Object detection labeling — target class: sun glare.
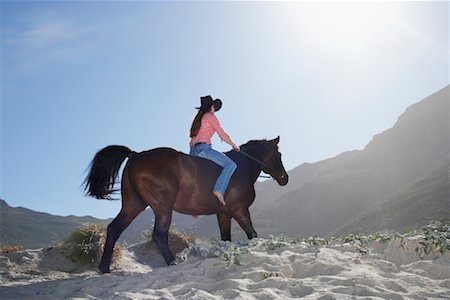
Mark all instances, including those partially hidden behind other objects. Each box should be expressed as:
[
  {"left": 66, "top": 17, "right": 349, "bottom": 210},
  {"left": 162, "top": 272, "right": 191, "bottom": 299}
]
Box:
[{"left": 284, "top": 2, "right": 394, "bottom": 54}]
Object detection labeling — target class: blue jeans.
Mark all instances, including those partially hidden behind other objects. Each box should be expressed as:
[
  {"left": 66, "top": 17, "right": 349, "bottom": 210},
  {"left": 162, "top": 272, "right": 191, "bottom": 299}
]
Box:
[{"left": 190, "top": 143, "right": 237, "bottom": 195}]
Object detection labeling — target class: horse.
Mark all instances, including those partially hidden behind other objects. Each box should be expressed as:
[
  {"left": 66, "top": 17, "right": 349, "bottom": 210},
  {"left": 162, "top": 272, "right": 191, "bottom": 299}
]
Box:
[{"left": 83, "top": 137, "right": 289, "bottom": 273}]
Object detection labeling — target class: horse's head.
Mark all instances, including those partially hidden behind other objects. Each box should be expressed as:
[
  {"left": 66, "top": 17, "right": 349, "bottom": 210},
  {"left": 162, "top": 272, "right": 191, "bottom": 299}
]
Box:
[{"left": 262, "top": 136, "right": 289, "bottom": 186}]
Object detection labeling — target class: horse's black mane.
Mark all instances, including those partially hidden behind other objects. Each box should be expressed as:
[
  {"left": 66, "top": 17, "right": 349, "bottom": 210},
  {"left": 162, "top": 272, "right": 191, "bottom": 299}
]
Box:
[
  {"left": 240, "top": 139, "right": 268, "bottom": 149},
  {"left": 240, "top": 139, "right": 278, "bottom": 152}
]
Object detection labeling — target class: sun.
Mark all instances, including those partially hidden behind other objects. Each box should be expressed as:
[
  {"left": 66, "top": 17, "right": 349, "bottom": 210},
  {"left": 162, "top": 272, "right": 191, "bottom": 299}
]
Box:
[{"left": 282, "top": 2, "right": 394, "bottom": 55}]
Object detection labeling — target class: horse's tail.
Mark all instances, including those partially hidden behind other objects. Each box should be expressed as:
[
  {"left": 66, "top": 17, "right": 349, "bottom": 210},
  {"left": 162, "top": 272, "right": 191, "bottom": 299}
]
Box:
[{"left": 83, "top": 145, "right": 136, "bottom": 199}]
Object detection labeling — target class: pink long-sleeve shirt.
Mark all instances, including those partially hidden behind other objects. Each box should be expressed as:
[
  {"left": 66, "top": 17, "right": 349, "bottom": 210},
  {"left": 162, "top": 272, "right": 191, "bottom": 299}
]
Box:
[{"left": 190, "top": 112, "right": 230, "bottom": 146}]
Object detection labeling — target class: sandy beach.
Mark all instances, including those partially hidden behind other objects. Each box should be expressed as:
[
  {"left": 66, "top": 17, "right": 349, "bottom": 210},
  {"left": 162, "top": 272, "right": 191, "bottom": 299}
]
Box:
[{"left": 1, "top": 234, "right": 449, "bottom": 300}]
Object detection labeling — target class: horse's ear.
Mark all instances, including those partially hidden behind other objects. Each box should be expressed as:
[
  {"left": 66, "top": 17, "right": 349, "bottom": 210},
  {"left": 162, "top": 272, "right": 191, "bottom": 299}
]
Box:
[{"left": 270, "top": 136, "right": 280, "bottom": 145}]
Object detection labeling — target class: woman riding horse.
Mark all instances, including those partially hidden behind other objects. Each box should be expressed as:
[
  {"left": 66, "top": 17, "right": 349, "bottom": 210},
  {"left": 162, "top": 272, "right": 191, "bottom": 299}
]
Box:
[{"left": 83, "top": 100, "right": 289, "bottom": 273}]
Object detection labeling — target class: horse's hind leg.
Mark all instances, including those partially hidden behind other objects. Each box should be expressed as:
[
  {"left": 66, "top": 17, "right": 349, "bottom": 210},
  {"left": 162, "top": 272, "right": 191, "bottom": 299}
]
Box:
[
  {"left": 98, "top": 171, "right": 146, "bottom": 273},
  {"left": 217, "top": 213, "right": 232, "bottom": 241},
  {"left": 152, "top": 207, "right": 175, "bottom": 265}
]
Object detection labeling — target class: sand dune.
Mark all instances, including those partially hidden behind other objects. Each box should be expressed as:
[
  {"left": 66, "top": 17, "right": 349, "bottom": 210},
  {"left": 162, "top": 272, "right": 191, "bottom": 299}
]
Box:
[{"left": 1, "top": 236, "right": 449, "bottom": 299}]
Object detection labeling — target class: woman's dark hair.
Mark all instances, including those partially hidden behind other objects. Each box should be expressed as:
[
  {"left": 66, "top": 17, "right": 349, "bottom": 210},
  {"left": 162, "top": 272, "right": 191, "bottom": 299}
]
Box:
[{"left": 190, "top": 108, "right": 209, "bottom": 138}]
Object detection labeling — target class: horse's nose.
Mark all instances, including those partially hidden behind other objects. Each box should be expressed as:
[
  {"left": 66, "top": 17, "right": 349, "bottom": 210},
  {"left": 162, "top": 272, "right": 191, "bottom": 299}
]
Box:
[{"left": 280, "top": 172, "right": 289, "bottom": 185}]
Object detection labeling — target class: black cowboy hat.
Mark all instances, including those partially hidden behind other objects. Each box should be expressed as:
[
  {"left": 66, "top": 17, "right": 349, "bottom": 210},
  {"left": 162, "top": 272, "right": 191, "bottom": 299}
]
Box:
[{"left": 196, "top": 95, "right": 222, "bottom": 112}]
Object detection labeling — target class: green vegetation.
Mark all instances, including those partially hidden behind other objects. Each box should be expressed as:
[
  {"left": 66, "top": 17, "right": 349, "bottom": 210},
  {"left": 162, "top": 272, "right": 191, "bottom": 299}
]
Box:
[
  {"left": 177, "top": 239, "right": 251, "bottom": 268},
  {"left": 261, "top": 234, "right": 298, "bottom": 250},
  {"left": 342, "top": 221, "right": 449, "bottom": 255},
  {"left": 56, "top": 223, "right": 121, "bottom": 266},
  {"left": 418, "top": 221, "right": 450, "bottom": 256},
  {"left": 304, "top": 234, "right": 332, "bottom": 246},
  {"left": 177, "top": 221, "right": 450, "bottom": 268}
]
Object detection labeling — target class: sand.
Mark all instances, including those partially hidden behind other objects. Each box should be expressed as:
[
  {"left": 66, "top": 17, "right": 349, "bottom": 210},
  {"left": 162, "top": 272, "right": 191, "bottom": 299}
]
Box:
[{"left": 1, "top": 236, "right": 449, "bottom": 299}]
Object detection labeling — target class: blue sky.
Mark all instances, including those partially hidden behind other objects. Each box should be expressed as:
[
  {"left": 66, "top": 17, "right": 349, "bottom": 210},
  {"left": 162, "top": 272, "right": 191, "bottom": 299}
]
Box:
[{"left": 1, "top": 1, "right": 448, "bottom": 219}]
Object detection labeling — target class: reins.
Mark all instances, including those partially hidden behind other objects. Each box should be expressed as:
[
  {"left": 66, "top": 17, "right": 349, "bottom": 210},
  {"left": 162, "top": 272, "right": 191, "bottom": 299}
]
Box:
[{"left": 238, "top": 150, "right": 273, "bottom": 179}]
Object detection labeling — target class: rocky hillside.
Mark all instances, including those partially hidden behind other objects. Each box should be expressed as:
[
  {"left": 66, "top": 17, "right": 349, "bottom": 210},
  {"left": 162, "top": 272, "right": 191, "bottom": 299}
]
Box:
[
  {"left": 255, "top": 85, "right": 449, "bottom": 237},
  {"left": 0, "top": 199, "right": 110, "bottom": 249},
  {"left": 334, "top": 160, "right": 450, "bottom": 236}
]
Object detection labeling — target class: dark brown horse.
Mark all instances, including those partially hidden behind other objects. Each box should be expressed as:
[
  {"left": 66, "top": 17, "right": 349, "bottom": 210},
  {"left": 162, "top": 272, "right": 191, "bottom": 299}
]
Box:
[{"left": 84, "top": 137, "right": 288, "bottom": 273}]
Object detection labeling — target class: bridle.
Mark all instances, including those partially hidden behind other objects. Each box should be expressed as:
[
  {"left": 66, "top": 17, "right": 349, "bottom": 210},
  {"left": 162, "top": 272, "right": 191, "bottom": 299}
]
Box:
[{"left": 239, "top": 148, "right": 283, "bottom": 180}]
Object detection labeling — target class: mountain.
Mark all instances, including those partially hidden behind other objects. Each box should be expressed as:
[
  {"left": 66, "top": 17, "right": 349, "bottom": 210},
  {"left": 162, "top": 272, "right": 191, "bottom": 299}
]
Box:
[
  {"left": 0, "top": 199, "right": 198, "bottom": 249},
  {"left": 0, "top": 199, "right": 111, "bottom": 249},
  {"left": 255, "top": 85, "right": 449, "bottom": 237},
  {"left": 195, "top": 85, "right": 449, "bottom": 239},
  {"left": 334, "top": 159, "right": 450, "bottom": 236}
]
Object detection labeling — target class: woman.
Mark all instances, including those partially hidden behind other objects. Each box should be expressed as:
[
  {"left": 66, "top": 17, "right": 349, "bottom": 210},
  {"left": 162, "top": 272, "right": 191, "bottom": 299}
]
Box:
[{"left": 189, "top": 95, "right": 240, "bottom": 206}]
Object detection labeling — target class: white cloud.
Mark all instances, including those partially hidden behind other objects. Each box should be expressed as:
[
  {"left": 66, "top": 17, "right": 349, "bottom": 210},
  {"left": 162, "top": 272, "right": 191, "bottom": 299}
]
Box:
[
  {"left": 3, "top": 14, "right": 96, "bottom": 74},
  {"left": 6, "top": 20, "right": 79, "bottom": 49}
]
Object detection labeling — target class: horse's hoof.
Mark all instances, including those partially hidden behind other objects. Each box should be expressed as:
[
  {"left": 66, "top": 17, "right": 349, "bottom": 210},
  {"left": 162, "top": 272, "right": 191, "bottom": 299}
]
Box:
[
  {"left": 98, "top": 265, "right": 110, "bottom": 274},
  {"left": 169, "top": 260, "right": 178, "bottom": 266}
]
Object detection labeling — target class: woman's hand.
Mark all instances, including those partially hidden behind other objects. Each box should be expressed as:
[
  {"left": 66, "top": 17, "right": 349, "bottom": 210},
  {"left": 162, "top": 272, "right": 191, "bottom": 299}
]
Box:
[{"left": 225, "top": 136, "right": 240, "bottom": 152}]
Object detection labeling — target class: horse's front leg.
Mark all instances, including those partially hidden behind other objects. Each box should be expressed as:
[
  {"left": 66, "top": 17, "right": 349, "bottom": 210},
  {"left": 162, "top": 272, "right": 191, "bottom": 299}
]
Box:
[
  {"left": 217, "top": 213, "right": 232, "bottom": 241},
  {"left": 232, "top": 208, "right": 257, "bottom": 239},
  {"left": 152, "top": 208, "right": 175, "bottom": 265}
]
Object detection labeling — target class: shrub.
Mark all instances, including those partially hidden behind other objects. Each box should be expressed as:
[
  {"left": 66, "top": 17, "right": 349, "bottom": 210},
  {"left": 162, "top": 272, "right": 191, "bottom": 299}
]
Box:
[
  {"left": 57, "top": 223, "right": 121, "bottom": 266},
  {"left": 0, "top": 245, "right": 23, "bottom": 254},
  {"left": 417, "top": 221, "right": 450, "bottom": 255},
  {"left": 142, "top": 225, "right": 196, "bottom": 254}
]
